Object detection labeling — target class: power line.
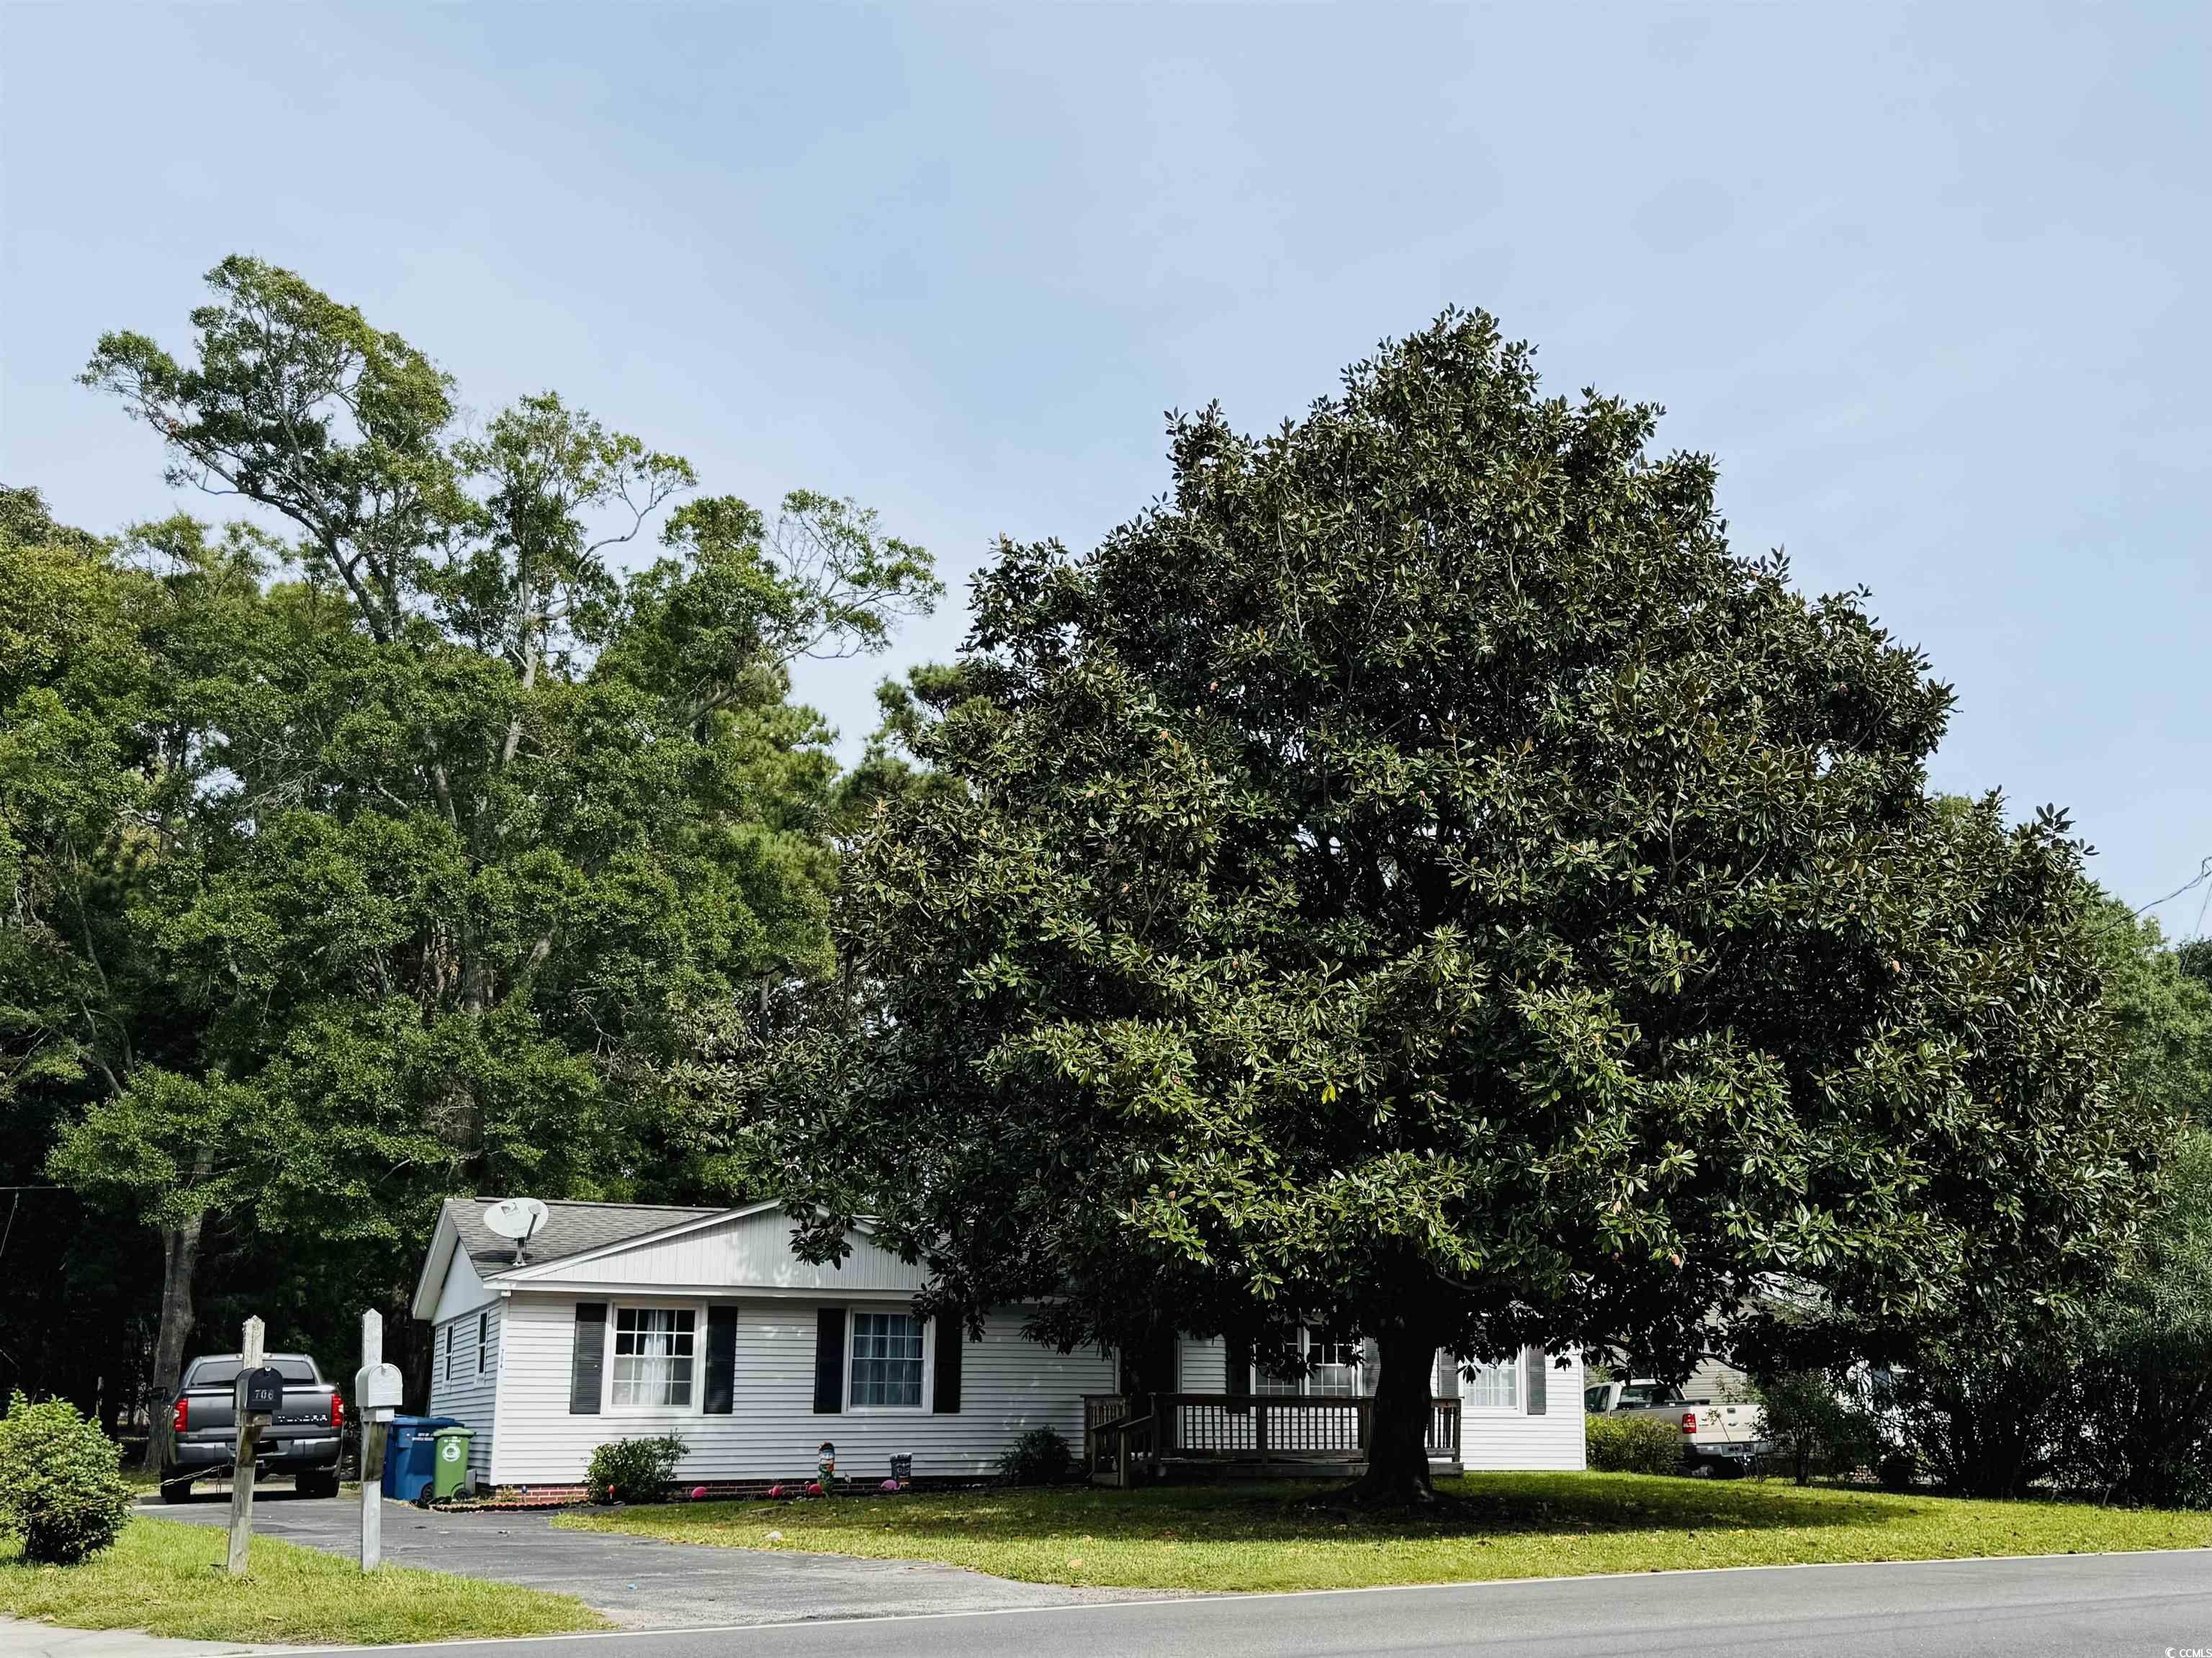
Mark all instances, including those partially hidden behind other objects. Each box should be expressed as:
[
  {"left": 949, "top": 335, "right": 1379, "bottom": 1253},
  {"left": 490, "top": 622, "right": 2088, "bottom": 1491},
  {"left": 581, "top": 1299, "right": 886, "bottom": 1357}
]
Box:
[{"left": 2136, "top": 854, "right": 2212, "bottom": 922}]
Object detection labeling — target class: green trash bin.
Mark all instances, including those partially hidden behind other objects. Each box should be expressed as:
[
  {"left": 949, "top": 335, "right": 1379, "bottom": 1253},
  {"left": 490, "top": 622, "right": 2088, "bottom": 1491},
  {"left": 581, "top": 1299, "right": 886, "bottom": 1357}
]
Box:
[{"left": 431, "top": 1426, "right": 474, "bottom": 1501}]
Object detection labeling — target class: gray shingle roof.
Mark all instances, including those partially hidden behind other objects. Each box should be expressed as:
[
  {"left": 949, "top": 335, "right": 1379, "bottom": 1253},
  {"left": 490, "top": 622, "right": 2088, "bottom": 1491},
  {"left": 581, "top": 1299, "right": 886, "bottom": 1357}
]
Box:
[{"left": 443, "top": 1196, "right": 721, "bottom": 1272}]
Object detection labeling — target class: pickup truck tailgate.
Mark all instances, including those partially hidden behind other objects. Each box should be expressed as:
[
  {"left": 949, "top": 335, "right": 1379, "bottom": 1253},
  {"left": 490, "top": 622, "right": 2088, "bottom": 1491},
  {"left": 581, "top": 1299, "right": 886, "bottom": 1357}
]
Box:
[
  {"left": 173, "top": 1384, "right": 339, "bottom": 1464},
  {"left": 1684, "top": 1400, "right": 1761, "bottom": 1443}
]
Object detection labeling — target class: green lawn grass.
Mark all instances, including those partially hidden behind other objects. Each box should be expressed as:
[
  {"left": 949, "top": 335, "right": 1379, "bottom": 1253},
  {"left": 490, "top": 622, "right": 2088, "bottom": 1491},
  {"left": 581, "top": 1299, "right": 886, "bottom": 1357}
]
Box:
[
  {"left": 0, "top": 1515, "right": 608, "bottom": 1645},
  {"left": 555, "top": 1472, "right": 2212, "bottom": 1593}
]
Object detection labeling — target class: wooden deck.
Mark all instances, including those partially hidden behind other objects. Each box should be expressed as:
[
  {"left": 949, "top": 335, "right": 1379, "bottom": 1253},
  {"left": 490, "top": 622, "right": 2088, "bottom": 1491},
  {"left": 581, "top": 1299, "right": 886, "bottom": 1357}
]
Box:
[{"left": 1082, "top": 1392, "right": 1463, "bottom": 1486}]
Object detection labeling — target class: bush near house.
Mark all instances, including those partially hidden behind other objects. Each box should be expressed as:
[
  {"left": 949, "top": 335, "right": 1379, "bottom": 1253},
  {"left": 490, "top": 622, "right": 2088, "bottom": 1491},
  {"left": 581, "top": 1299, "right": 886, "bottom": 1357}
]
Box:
[
  {"left": 585, "top": 1436, "right": 688, "bottom": 1505},
  {"left": 1584, "top": 1415, "right": 1685, "bottom": 1476},
  {"left": 0, "top": 1394, "right": 133, "bottom": 1564},
  {"left": 996, "top": 1427, "right": 1076, "bottom": 1486}
]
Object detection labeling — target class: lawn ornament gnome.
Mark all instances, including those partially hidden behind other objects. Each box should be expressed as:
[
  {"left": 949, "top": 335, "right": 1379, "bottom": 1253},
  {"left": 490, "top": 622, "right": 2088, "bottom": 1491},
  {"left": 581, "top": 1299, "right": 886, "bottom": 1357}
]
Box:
[{"left": 815, "top": 1440, "right": 837, "bottom": 1495}]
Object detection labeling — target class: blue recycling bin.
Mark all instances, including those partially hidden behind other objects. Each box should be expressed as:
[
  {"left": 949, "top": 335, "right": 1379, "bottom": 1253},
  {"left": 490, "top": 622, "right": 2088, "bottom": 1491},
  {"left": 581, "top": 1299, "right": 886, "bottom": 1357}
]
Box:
[{"left": 381, "top": 1415, "right": 462, "bottom": 1501}]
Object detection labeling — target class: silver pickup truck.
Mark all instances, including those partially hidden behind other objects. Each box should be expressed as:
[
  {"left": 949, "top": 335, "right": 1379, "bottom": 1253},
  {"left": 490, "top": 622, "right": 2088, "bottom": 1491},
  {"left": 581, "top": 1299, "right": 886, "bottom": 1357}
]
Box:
[
  {"left": 1584, "top": 1376, "right": 1771, "bottom": 1476},
  {"left": 158, "top": 1352, "right": 344, "bottom": 1502}
]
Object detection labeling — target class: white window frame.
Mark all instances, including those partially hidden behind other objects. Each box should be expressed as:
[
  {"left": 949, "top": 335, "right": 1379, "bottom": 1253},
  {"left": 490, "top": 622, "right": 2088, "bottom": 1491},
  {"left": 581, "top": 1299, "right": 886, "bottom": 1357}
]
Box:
[
  {"left": 1251, "top": 1327, "right": 1375, "bottom": 1397},
  {"left": 1457, "top": 1353, "right": 1522, "bottom": 1413},
  {"left": 607, "top": 1302, "right": 701, "bottom": 1413},
  {"left": 477, "top": 1311, "right": 490, "bottom": 1375},
  {"left": 844, "top": 1307, "right": 932, "bottom": 1414}
]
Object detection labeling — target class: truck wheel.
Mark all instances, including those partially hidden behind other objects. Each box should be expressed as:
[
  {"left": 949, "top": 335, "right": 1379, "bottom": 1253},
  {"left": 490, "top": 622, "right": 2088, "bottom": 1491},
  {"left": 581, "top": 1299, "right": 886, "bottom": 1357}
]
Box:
[
  {"left": 296, "top": 1472, "right": 340, "bottom": 1499},
  {"left": 159, "top": 1477, "right": 195, "bottom": 1503}
]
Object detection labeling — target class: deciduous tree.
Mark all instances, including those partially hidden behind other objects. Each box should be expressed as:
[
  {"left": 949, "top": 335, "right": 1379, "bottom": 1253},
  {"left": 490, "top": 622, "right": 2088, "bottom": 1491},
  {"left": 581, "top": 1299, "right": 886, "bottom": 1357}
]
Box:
[{"left": 9, "top": 259, "right": 938, "bottom": 1436}]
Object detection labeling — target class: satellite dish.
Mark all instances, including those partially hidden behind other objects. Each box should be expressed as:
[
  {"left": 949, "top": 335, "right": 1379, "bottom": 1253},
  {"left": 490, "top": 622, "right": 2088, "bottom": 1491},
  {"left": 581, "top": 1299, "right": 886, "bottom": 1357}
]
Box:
[{"left": 482, "top": 1197, "right": 549, "bottom": 1263}]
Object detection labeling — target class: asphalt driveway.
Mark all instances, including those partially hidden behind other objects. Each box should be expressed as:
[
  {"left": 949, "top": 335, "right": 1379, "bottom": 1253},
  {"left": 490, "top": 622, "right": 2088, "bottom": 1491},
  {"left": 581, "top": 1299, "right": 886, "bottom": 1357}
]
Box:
[{"left": 140, "top": 1488, "right": 1144, "bottom": 1627}]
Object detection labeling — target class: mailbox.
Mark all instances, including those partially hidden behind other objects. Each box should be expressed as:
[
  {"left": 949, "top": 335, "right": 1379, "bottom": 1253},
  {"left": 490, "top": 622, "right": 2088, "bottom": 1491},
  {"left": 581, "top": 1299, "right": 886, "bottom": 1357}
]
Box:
[
  {"left": 354, "top": 1361, "right": 404, "bottom": 1420},
  {"left": 236, "top": 1366, "right": 286, "bottom": 1418}
]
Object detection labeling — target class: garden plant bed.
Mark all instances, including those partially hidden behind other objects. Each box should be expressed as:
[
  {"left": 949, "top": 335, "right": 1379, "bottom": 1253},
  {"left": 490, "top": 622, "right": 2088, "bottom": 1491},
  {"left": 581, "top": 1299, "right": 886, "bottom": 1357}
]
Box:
[
  {"left": 0, "top": 1515, "right": 608, "bottom": 1645},
  {"left": 553, "top": 1470, "right": 2212, "bottom": 1594},
  {"left": 440, "top": 1477, "right": 994, "bottom": 1513}
]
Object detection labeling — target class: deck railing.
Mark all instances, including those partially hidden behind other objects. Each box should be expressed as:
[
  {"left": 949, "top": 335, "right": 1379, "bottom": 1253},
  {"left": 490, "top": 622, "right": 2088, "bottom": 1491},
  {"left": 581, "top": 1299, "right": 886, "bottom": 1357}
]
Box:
[{"left": 1082, "top": 1392, "right": 1462, "bottom": 1483}]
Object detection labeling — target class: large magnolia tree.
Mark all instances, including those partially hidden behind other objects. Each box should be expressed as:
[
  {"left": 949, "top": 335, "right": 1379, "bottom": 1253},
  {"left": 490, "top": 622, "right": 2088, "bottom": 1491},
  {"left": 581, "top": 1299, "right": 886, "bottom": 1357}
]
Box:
[{"left": 743, "top": 311, "right": 2152, "bottom": 1500}]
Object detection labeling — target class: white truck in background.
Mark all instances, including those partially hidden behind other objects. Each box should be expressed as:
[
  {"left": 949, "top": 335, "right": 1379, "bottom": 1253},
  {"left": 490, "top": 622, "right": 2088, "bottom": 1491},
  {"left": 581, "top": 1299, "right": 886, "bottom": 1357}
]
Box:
[{"left": 1584, "top": 1365, "right": 1771, "bottom": 1476}]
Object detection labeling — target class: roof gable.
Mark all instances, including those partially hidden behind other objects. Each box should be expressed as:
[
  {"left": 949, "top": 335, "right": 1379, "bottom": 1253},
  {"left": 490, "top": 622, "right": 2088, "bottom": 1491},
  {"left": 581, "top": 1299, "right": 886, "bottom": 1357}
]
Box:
[
  {"left": 412, "top": 1197, "right": 719, "bottom": 1320},
  {"left": 414, "top": 1197, "right": 927, "bottom": 1317},
  {"left": 446, "top": 1197, "right": 719, "bottom": 1273},
  {"left": 493, "top": 1202, "right": 929, "bottom": 1296}
]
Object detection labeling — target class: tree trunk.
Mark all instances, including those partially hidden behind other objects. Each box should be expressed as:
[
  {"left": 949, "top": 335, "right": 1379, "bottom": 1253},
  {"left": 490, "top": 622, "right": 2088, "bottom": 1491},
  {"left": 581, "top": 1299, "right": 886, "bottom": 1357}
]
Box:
[
  {"left": 141, "top": 1212, "right": 205, "bottom": 1473},
  {"left": 1344, "top": 1325, "right": 1440, "bottom": 1505}
]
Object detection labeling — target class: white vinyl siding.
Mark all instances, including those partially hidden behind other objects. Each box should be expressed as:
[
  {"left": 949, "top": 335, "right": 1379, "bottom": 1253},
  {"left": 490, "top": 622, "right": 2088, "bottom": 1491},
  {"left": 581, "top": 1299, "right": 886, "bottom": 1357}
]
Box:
[
  {"left": 426, "top": 1302, "right": 501, "bottom": 1482},
  {"left": 1176, "top": 1333, "right": 1225, "bottom": 1392},
  {"left": 431, "top": 1248, "right": 495, "bottom": 1325},
  {"left": 500, "top": 1206, "right": 933, "bottom": 1295},
  {"left": 485, "top": 1296, "right": 1114, "bottom": 1485},
  {"left": 1458, "top": 1348, "right": 1587, "bottom": 1472}
]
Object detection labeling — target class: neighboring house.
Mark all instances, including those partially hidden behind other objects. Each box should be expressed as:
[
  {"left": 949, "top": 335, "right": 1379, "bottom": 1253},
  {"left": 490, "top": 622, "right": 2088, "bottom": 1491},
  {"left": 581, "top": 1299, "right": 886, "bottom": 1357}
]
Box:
[
  {"left": 412, "top": 1197, "right": 1583, "bottom": 1489},
  {"left": 1581, "top": 1353, "right": 1755, "bottom": 1414}
]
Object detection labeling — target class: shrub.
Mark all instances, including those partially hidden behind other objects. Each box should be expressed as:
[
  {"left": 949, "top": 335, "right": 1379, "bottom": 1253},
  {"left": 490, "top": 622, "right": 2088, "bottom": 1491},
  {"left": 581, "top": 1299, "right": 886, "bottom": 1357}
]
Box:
[
  {"left": 1752, "top": 1369, "right": 1884, "bottom": 1485},
  {"left": 0, "top": 1392, "right": 133, "bottom": 1564},
  {"left": 2056, "top": 1128, "right": 2212, "bottom": 1508},
  {"left": 1586, "top": 1413, "right": 1686, "bottom": 1475},
  {"left": 1876, "top": 1449, "right": 1923, "bottom": 1491},
  {"left": 585, "top": 1435, "right": 688, "bottom": 1505},
  {"left": 1887, "top": 1346, "right": 2072, "bottom": 1498},
  {"left": 996, "top": 1426, "right": 1075, "bottom": 1486}
]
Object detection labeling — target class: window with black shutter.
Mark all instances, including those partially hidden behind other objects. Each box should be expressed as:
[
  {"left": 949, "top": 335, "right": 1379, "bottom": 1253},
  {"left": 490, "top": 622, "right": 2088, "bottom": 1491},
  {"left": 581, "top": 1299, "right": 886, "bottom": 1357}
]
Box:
[
  {"left": 704, "top": 1305, "right": 737, "bottom": 1415},
  {"left": 569, "top": 1302, "right": 606, "bottom": 1415},
  {"left": 932, "top": 1311, "right": 962, "bottom": 1414},
  {"left": 1224, "top": 1333, "right": 1253, "bottom": 1415},
  {"left": 813, "top": 1307, "right": 845, "bottom": 1413}
]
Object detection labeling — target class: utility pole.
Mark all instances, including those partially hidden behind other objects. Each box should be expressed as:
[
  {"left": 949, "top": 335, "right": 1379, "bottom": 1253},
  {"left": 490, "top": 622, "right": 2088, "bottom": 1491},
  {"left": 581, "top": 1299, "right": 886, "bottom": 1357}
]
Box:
[
  {"left": 356, "top": 1309, "right": 402, "bottom": 1572},
  {"left": 226, "top": 1315, "right": 265, "bottom": 1577}
]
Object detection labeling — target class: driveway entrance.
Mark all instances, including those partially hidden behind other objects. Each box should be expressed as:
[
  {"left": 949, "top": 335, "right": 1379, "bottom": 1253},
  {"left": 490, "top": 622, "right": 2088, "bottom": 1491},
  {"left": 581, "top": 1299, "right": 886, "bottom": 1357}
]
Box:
[{"left": 141, "top": 1490, "right": 1144, "bottom": 1628}]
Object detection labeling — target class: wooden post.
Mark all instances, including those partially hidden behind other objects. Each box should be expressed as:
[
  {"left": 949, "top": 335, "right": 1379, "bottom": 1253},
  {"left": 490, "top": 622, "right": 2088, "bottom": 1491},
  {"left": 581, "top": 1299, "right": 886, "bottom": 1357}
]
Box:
[
  {"left": 225, "top": 1315, "right": 264, "bottom": 1577},
  {"left": 359, "top": 1310, "right": 383, "bottom": 1572}
]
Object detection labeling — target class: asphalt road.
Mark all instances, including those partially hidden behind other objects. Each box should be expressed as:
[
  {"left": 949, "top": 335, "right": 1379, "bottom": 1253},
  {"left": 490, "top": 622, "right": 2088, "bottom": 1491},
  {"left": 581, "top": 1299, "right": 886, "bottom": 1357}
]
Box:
[
  {"left": 143, "top": 1490, "right": 2212, "bottom": 1654},
  {"left": 140, "top": 1490, "right": 1143, "bottom": 1626},
  {"left": 282, "top": 1549, "right": 2212, "bottom": 1658}
]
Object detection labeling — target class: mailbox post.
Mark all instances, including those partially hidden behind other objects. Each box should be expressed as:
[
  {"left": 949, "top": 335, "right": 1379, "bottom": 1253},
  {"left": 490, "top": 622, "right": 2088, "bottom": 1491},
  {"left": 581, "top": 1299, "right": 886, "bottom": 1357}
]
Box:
[
  {"left": 356, "top": 1310, "right": 403, "bottom": 1572},
  {"left": 225, "top": 1316, "right": 280, "bottom": 1577}
]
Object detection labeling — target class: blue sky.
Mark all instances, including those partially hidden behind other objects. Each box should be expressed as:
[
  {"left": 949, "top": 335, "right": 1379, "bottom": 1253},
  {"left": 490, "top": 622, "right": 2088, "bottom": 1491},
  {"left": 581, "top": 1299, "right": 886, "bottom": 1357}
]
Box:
[{"left": 4, "top": 3, "right": 2206, "bottom": 924}]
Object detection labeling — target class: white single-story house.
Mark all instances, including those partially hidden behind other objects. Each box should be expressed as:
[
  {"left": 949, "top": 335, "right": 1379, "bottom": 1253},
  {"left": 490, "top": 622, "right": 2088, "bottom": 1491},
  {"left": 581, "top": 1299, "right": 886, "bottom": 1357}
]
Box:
[{"left": 411, "top": 1197, "right": 1584, "bottom": 1490}]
